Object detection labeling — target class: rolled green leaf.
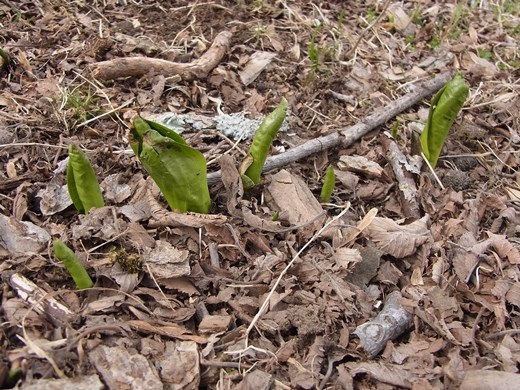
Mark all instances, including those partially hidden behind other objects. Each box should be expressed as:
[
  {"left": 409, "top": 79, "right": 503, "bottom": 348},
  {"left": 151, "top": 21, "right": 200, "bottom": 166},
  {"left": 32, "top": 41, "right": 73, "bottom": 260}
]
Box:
[
  {"left": 53, "top": 239, "right": 93, "bottom": 290},
  {"left": 320, "top": 165, "right": 335, "bottom": 203},
  {"left": 131, "top": 117, "right": 211, "bottom": 214},
  {"left": 242, "top": 97, "right": 288, "bottom": 187},
  {"left": 420, "top": 73, "right": 469, "bottom": 168},
  {"left": 67, "top": 144, "right": 104, "bottom": 214}
]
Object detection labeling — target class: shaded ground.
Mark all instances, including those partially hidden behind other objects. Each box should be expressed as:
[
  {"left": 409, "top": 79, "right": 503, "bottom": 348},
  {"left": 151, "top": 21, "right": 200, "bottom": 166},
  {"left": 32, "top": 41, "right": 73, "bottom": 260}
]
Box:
[{"left": 1, "top": 0, "right": 519, "bottom": 388}]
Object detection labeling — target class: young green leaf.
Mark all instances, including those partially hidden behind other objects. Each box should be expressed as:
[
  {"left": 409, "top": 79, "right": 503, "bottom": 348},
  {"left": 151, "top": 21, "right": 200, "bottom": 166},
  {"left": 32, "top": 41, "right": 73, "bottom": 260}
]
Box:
[
  {"left": 130, "top": 117, "right": 211, "bottom": 214},
  {"left": 320, "top": 165, "right": 335, "bottom": 203},
  {"left": 53, "top": 239, "right": 93, "bottom": 290},
  {"left": 67, "top": 144, "right": 104, "bottom": 214},
  {"left": 241, "top": 97, "right": 288, "bottom": 187},
  {"left": 420, "top": 73, "right": 469, "bottom": 168}
]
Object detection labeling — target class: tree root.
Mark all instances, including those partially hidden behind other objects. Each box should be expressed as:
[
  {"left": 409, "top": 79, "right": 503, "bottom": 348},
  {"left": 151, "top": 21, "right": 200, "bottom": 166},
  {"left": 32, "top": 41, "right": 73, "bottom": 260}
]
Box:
[{"left": 89, "top": 31, "right": 232, "bottom": 81}]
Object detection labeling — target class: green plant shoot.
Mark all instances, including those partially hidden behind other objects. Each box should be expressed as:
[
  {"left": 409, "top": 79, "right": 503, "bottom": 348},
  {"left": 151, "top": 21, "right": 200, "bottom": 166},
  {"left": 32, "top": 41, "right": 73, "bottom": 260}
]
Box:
[
  {"left": 320, "top": 165, "right": 335, "bottom": 203},
  {"left": 420, "top": 73, "right": 469, "bottom": 168},
  {"left": 130, "top": 117, "right": 211, "bottom": 214},
  {"left": 53, "top": 239, "right": 93, "bottom": 290},
  {"left": 0, "top": 47, "right": 11, "bottom": 71},
  {"left": 67, "top": 144, "right": 105, "bottom": 214},
  {"left": 241, "top": 97, "right": 288, "bottom": 188}
]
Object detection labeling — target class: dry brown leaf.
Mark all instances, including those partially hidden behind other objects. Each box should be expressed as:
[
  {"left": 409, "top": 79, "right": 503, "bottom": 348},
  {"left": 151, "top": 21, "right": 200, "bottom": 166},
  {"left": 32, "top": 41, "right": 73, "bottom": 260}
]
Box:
[
  {"left": 237, "top": 370, "right": 273, "bottom": 390},
  {"left": 265, "top": 169, "right": 325, "bottom": 233},
  {"left": 101, "top": 173, "right": 133, "bottom": 204},
  {"left": 505, "top": 282, "right": 520, "bottom": 308},
  {"left": 239, "top": 51, "right": 277, "bottom": 86},
  {"left": 158, "top": 276, "right": 200, "bottom": 296},
  {"left": 345, "top": 361, "right": 414, "bottom": 388},
  {"left": 346, "top": 245, "right": 382, "bottom": 288},
  {"left": 365, "top": 215, "right": 430, "bottom": 258},
  {"left": 72, "top": 206, "right": 125, "bottom": 240},
  {"left": 145, "top": 241, "right": 190, "bottom": 279},
  {"left": 426, "top": 286, "right": 460, "bottom": 320},
  {"left": 334, "top": 247, "right": 362, "bottom": 270},
  {"left": 386, "top": 4, "right": 411, "bottom": 31},
  {"left": 341, "top": 207, "right": 378, "bottom": 246},
  {"left": 460, "top": 370, "right": 520, "bottom": 390},
  {"left": 84, "top": 294, "right": 126, "bottom": 315},
  {"left": 21, "top": 375, "right": 104, "bottom": 389},
  {"left": 0, "top": 214, "right": 50, "bottom": 255},
  {"left": 37, "top": 183, "right": 73, "bottom": 216},
  {"left": 89, "top": 345, "right": 162, "bottom": 389},
  {"left": 158, "top": 341, "right": 200, "bottom": 389},
  {"left": 487, "top": 232, "right": 520, "bottom": 265},
  {"left": 198, "top": 315, "right": 233, "bottom": 333},
  {"left": 337, "top": 155, "right": 384, "bottom": 178},
  {"left": 110, "top": 263, "right": 140, "bottom": 293}
]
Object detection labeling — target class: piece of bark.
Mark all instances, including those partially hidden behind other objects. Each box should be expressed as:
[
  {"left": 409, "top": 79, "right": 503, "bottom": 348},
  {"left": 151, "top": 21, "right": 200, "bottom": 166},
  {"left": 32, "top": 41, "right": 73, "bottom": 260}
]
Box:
[
  {"left": 142, "top": 179, "right": 228, "bottom": 228},
  {"left": 382, "top": 136, "right": 421, "bottom": 219},
  {"left": 89, "top": 345, "right": 162, "bottom": 390},
  {"left": 90, "top": 31, "right": 231, "bottom": 81},
  {"left": 9, "top": 273, "right": 75, "bottom": 327},
  {"left": 264, "top": 169, "right": 325, "bottom": 233},
  {"left": 198, "top": 315, "right": 233, "bottom": 333},
  {"left": 208, "top": 72, "right": 453, "bottom": 185},
  {"left": 353, "top": 291, "right": 413, "bottom": 358}
]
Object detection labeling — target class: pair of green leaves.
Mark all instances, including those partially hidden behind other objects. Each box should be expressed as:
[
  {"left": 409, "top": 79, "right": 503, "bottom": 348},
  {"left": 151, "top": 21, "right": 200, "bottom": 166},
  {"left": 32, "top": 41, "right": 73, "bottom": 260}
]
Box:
[
  {"left": 420, "top": 73, "right": 469, "bottom": 168},
  {"left": 130, "top": 117, "right": 211, "bottom": 214}
]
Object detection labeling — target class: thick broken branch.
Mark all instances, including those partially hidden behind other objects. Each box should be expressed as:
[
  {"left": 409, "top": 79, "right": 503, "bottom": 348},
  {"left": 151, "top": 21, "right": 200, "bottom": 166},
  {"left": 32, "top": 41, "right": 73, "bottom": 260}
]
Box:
[
  {"left": 207, "top": 72, "right": 453, "bottom": 185},
  {"left": 89, "top": 31, "right": 232, "bottom": 81},
  {"left": 353, "top": 291, "right": 413, "bottom": 358}
]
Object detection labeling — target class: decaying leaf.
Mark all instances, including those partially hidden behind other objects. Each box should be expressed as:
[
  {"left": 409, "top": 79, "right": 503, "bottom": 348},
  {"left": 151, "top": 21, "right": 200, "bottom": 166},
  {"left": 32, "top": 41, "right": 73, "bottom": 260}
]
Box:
[
  {"left": 239, "top": 51, "right": 277, "bottom": 86},
  {"left": 265, "top": 169, "right": 325, "bottom": 234},
  {"left": 337, "top": 155, "right": 384, "bottom": 178},
  {"left": 365, "top": 215, "right": 431, "bottom": 258},
  {"left": 145, "top": 241, "right": 190, "bottom": 279},
  {"left": 157, "top": 341, "right": 200, "bottom": 389},
  {"left": 89, "top": 345, "right": 162, "bottom": 389},
  {"left": 0, "top": 214, "right": 50, "bottom": 255},
  {"left": 334, "top": 247, "right": 362, "bottom": 270}
]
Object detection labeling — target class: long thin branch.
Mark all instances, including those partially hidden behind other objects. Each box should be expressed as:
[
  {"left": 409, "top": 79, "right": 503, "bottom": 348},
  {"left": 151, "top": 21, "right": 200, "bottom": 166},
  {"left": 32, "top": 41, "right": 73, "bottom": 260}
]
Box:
[{"left": 208, "top": 72, "right": 453, "bottom": 185}]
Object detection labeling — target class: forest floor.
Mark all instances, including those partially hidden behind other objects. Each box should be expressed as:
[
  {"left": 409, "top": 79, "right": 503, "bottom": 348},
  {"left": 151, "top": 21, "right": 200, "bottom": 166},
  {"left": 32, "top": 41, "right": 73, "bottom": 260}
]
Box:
[{"left": 1, "top": 0, "right": 519, "bottom": 389}]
